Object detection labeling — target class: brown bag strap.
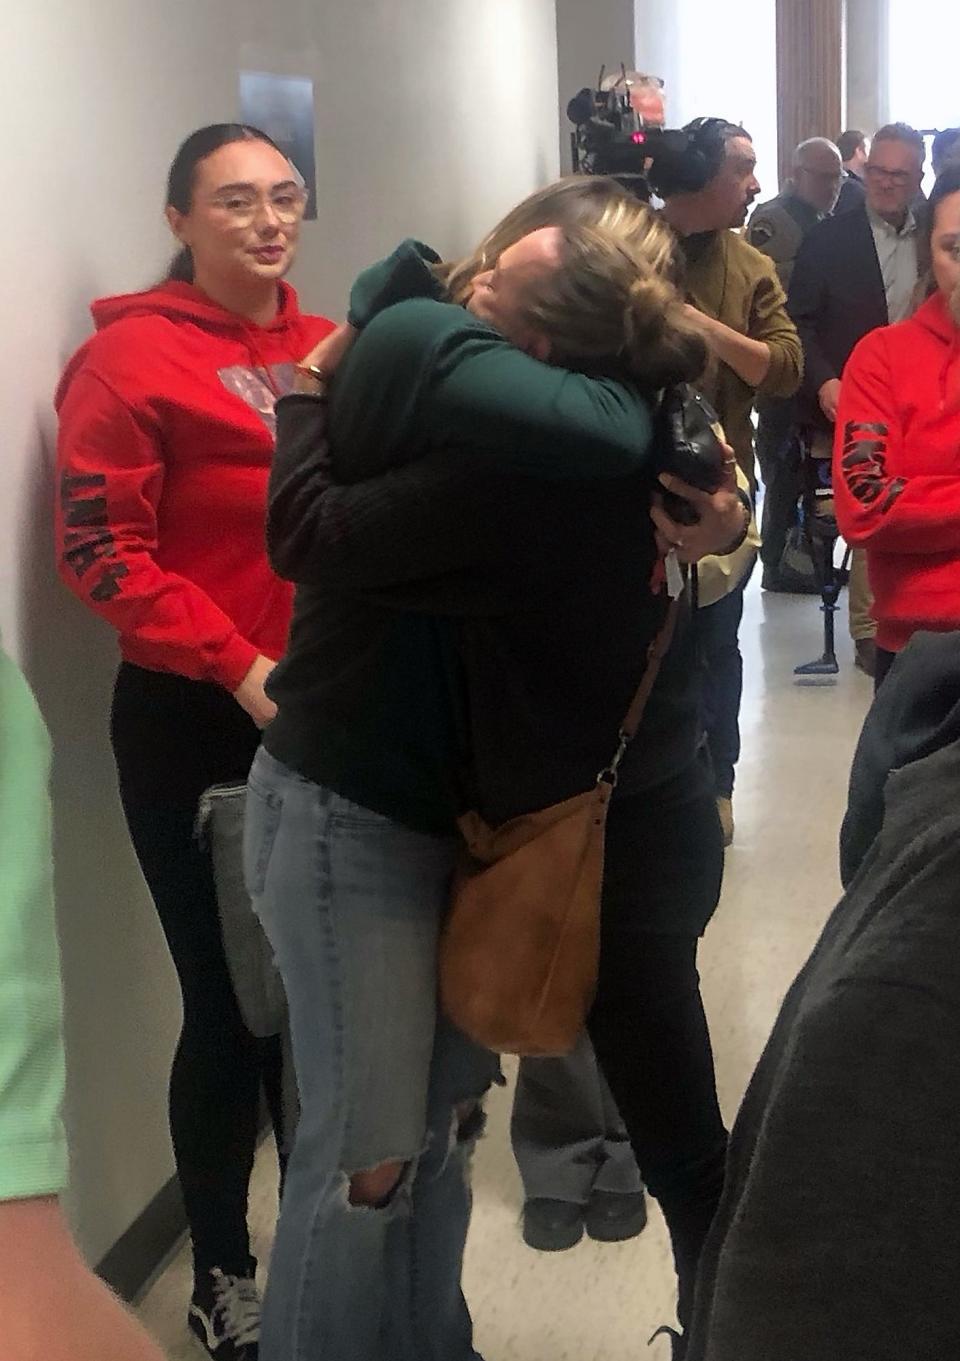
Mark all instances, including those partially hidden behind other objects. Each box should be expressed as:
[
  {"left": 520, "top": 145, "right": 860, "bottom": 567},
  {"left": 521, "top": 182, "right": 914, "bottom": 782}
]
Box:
[
  {"left": 622, "top": 596, "right": 681, "bottom": 739},
  {"left": 599, "top": 595, "right": 681, "bottom": 786}
]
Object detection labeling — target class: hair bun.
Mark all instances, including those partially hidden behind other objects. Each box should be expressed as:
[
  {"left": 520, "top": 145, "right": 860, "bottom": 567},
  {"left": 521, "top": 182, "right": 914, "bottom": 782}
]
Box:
[{"left": 623, "top": 272, "right": 670, "bottom": 349}]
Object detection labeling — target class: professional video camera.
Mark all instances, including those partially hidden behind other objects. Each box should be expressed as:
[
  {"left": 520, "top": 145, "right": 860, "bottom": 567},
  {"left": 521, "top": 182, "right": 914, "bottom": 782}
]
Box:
[
  {"left": 568, "top": 66, "right": 677, "bottom": 198},
  {"left": 568, "top": 67, "right": 735, "bottom": 202}
]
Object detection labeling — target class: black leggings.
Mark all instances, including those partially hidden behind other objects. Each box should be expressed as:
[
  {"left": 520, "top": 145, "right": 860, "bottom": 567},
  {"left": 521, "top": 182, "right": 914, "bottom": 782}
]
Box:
[
  {"left": 111, "top": 665, "right": 287, "bottom": 1279},
  {"left": 588, "top": 759, "right": 728, "bottom": 1328}
]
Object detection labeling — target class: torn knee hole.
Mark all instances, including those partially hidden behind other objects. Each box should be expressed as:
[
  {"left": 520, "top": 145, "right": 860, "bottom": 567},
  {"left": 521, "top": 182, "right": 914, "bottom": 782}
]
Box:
[{"left": 347, "top": 1159, "right": 408, "bottom": 1208}]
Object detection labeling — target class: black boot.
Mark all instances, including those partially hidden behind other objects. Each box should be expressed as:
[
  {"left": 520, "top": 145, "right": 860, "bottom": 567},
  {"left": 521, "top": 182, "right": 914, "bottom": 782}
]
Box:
[
  {"left": 521, "top": 1197, "right": 584, "bottom": 1251},
  {"left": 584, "top": 1188, "right": 648, "bottom": 1243}
]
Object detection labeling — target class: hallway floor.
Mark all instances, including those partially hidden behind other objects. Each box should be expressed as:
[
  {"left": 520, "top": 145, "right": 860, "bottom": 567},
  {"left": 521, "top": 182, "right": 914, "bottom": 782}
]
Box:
[{"left": 137, "top": 581, "right": 873, "bottom": 1359}]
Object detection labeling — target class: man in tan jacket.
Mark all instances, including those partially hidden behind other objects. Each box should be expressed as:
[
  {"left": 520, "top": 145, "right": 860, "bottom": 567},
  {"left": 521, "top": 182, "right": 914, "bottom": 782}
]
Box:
[{"left": 650, "top": 119, "right": 803, "bottom": 844}]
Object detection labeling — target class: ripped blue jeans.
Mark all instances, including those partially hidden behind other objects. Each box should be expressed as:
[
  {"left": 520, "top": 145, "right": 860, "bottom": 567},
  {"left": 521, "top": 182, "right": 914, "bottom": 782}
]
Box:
[{"left": 244, "top": 748, "right": 499, "bottom": 1361}]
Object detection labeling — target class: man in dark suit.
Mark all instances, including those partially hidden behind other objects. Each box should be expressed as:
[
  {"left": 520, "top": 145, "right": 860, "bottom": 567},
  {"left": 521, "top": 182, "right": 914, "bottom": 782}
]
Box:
[
  {"left": 787, "top": 122, "right": 925, "bottom": 675},
  {"left": 834, "top": 129, "right": 868, "bottom": 215}
]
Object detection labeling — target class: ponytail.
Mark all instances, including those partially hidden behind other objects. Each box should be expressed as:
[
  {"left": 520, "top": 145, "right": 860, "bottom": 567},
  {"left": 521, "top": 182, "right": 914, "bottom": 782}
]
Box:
[{"left": 164, "top": 246, "right": 195, "bottom": 284}]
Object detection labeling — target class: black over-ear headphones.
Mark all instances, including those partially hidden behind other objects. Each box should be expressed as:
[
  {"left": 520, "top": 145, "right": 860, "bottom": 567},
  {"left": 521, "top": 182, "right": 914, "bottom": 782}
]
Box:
[{"left": 681, "top": 118, "right": 736, "bottom": 189}]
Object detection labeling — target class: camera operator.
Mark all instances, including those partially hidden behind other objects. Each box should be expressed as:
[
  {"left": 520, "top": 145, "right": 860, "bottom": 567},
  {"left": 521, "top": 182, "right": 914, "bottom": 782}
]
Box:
[{"left": 651, "top": 119, "right": 803, "bottom": 843}]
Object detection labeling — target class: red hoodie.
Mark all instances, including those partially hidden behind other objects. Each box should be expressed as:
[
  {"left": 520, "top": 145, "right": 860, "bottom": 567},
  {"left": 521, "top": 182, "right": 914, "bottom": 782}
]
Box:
[
  {"left": 55, "top": 281, "right": 335, "bottom": 690},
  {"left": 834, "top": 291, "right": 960, "bottom": 653}
]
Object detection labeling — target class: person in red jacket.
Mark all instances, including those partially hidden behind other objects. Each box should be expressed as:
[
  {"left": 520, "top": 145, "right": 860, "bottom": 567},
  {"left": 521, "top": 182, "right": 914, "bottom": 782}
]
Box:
[
  {"left": 834, "top": 163, "right": 960, "bottom": 691},
  {"left": 55, "top": 123, "right": 334, "bottom": 1360}
]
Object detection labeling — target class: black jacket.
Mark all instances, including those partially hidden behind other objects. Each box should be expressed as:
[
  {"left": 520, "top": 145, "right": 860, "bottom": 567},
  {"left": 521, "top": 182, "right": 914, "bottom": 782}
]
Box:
[
  {"left": 834, "top": 168, "right": 866, "bottom": 216},
  {"left": 687, "top": 630, "right": 960, "bottom": 1361},
  {"left": 841, "top": 632, "right": 960, "bottom": 884},
  {"left": 787, "top": 204, "right": 888, "bottom": 431}
]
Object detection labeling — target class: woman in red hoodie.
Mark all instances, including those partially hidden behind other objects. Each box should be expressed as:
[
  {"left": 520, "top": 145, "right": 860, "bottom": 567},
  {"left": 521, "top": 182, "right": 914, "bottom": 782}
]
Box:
[
  {"left": 55, "top": 124, "right": 334, "bottom": 1360},
  {"left": 835, "top": 165, "right": 960, "bottom": 689}
]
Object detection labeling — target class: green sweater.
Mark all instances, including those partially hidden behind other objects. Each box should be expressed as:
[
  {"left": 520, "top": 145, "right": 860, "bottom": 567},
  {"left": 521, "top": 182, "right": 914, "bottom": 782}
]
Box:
[
  {"left": 0, "top": 646, "right": 67, "bottom": 1200},
  {"left": 681, "top": 228, "right": 803, "bottom": 482},
  {"left": 266, "top": 247, "right": 660, "bottom": 830}
]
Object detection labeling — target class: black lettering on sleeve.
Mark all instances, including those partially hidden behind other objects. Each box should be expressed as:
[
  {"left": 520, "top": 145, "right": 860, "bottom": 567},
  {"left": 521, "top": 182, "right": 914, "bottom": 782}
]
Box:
[
  {"left": 841, "top": 421, "right": 902, "bottom": 511},
  {"left": 63, "top": 532, "right": 114, "bottom": 579},
  {"left": 60, "top": 471, "right": 129, "bottom": 595},
  {"left": 90, "top": 562, "right": 130, "bottom": 603}
]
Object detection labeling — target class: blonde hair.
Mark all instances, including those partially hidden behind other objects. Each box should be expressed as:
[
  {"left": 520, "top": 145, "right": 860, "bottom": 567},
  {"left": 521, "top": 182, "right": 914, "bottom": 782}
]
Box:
[
  {"left": 524, "top": 222, "right": 706, "bottom": 388},
  {"left": 444, "top": 176, "right": 675, "bottom": 298},
  {"left": 441, "top": 176, "right": 704, "bottom": 390}
]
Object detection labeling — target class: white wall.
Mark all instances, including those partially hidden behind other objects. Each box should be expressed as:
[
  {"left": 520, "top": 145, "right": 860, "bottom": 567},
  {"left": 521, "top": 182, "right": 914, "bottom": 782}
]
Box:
[
  {"left": 636, "top": 0, "right": 779, "bottom": 199},
  {"left": 1, "top": 0, "right": 558, "bottom": 1264}
]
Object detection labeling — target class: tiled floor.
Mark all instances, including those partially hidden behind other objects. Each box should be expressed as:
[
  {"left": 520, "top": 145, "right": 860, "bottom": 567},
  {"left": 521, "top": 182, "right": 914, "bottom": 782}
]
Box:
[{"left": 137, "top": 580, "right": 872, "bottom": 1359}]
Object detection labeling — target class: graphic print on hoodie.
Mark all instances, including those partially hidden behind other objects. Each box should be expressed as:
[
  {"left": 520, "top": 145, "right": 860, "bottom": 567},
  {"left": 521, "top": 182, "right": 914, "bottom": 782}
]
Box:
[
  {"left": 55, "top": 281, "right": 334, "bottom": 689},
  {"left": 833, "top": 290, "right": 960, "bottom": 652},
  {"left": 218, "top": 363, "right": 297, "bottom": 434}
]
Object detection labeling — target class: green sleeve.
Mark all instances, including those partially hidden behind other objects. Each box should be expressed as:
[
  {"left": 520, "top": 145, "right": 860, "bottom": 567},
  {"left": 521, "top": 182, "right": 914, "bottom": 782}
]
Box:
[
  {"left": 0, "top": 649, "right": 67, "bottom": 1201},
  {"left": 336, "top": 298, "right": 653, "bottom": 481},
  {"left": 347, "top": 239, "right": 445, "bottom": 329}
]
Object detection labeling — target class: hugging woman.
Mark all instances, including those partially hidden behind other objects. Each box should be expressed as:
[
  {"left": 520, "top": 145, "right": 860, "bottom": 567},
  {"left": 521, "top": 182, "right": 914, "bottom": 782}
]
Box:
[{"left": 248, "top": 179, "right": 749, "bottom": 1361}]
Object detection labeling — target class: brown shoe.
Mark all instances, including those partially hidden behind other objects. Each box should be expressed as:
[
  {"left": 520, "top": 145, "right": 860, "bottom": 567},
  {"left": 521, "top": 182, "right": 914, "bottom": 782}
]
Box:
[
  {"left": 854, "top": 638, "right": 877, "bottom": 677},
  {"left": 716, "top": 796, "right": 734, "bottom": 848}
]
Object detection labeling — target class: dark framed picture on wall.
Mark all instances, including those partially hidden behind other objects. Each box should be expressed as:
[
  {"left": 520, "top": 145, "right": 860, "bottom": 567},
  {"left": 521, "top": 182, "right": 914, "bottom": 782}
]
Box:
[{"left": 239, "top": 71, "right": 318, "bottom": 219}]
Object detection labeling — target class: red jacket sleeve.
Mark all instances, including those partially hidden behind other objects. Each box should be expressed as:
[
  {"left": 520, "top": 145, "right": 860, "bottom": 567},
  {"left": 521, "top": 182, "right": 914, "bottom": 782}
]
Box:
[
  {"left": 833, "top": 331, "right": 960, "bottom": 555},
  {"left": 55, "top": 370, "right": 258, "bottom": 690}
]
